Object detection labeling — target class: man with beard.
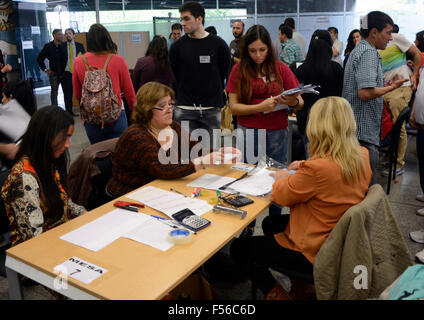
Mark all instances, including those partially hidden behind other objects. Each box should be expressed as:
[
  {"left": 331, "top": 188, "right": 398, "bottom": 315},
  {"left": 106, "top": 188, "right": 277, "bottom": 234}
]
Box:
[{"left": 229, "top": 20, "right": 245, "bottom": 70}]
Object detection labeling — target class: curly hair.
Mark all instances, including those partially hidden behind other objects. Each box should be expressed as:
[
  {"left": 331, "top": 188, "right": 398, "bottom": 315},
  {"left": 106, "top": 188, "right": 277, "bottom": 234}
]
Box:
[{"left": 131, "top": 81, "right": 175, "bottom": 127}]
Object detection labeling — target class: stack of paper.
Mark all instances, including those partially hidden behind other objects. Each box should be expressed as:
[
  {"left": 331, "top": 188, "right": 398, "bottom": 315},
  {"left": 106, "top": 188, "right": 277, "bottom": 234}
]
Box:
[
  {"left": 60, "top": 209, "right": 174, "bottom": 252},
  {"left": 227, "top": 168, "right": 276, "bottom": 196},
  {"left": 187, "top": 173, "right": 236, "bottom": 190},
  {"left": 126, "top": 186, "right": 212, "bottom": 217}
]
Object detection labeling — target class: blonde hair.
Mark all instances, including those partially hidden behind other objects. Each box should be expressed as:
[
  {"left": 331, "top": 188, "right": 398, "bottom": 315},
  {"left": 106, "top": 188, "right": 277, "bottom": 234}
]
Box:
[
  {"left": 306, "top": 96, "right": 366, "bottom": 185},
  {"left": 131, "top": 81, "right": 175, "bottom": 127}
]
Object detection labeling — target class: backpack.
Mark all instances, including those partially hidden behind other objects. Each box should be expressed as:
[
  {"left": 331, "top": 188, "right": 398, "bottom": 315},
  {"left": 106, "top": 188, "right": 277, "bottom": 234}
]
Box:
[{"left": 80, "top": 54, "right": 121, "bottom": 129}]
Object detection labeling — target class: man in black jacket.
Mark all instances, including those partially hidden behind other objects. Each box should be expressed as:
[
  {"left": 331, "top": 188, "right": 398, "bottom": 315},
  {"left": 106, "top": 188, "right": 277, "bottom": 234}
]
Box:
[
  {"left": 37, "top": 29, "right": 65, "bottom": 107},
  {"left": 60, "top": 28, "right": 85, "bottom": 115},
  {"left": 169, "top": 2, "right": 231, "bottom": 148}
]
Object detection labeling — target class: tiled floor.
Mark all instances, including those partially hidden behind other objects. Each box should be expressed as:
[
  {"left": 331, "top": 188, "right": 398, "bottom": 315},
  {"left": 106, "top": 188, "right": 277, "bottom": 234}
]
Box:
[{"left": 0, "top": 88, "right": 423, "bottom": 300}]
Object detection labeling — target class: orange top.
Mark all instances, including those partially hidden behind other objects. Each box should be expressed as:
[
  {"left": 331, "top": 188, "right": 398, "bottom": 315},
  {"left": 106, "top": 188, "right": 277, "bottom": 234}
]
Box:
[{"left": 270, "top": 147, "right": 372, "bottom": 264}]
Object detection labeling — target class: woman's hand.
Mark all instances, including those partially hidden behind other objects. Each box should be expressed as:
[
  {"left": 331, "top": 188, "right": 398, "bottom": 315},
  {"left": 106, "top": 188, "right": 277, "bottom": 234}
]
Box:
[
  {"left": 259, "top": 97, "right": 278, "bottom": 112},
  {"left": 218, "top": 147, "right": 242, "bottom": 163},
  {"left": 1, "top": 64, "right": 12, "bottom": 74},
  {"left": 288, "top": 160, "right": 304, "bottom": 171},
  {"left": 270, "top": 169, "right": 290, "bottom": 180},
  {"left": 276, "top": 92, "right": 300, "bottom": 107}
]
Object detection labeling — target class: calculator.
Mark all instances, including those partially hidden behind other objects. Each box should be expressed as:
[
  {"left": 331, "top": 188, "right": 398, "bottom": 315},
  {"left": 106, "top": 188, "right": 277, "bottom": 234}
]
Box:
[
  {"left": 172, "top": 208, "right": 211, "bottom": 232},
  {"left": 222, "top": 195, "right": 254, "bottom": 207}
]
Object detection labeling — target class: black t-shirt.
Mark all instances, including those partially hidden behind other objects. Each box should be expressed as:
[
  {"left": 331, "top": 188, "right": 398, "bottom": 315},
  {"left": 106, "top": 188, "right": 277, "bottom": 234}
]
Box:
[
  {"left": 295, "top": 61, "right": 343, "bottom": 135},
  {"left": 169, "top": 34, "right": 231, "bottom": 108}
]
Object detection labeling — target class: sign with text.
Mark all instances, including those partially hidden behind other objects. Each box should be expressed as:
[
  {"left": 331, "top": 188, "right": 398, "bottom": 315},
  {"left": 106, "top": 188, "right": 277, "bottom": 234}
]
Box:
[{"left": 54, "top": 257, "right": 108, "bottom": 285}]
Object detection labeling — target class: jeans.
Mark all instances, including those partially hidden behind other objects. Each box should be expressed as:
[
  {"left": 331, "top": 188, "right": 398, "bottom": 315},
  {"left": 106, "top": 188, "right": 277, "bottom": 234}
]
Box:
[
  {"left": 84, "top": 110, "right": 128, "bottom": 145},
  {"left": 237, "top": 124, "right": 288, "bottom": 226},
  {"left": 359, "top": 140, "right": 379, "bottom": 186},
  {"left": 417, "top": 127, "right": 424, "bottom": 194},
  {"left": 236, "top": 124, "right": 288, "bottom": 165},
  {"left": 173, "top": 107, "right": 222, "bottom": 149}
]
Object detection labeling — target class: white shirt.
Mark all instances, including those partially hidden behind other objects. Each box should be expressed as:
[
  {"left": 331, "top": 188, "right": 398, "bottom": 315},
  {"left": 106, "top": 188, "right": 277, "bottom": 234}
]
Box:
[
  {"left": 331, "top": 39, "right": 343, "bottom": 65},
  {"left": 378, "top": 33, "right": 413, "bottom": 87}
]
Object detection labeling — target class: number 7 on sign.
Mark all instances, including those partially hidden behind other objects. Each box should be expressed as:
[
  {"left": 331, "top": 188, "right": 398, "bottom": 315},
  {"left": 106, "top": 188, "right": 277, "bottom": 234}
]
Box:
[{"left": 70, "top": 269, "right": 81, "bottom": 276}]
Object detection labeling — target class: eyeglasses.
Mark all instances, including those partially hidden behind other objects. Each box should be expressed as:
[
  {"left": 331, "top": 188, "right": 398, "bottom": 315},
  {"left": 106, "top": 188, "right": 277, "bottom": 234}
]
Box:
[{"left": 152, "top": 102, "right": 175, "bottom": 112}]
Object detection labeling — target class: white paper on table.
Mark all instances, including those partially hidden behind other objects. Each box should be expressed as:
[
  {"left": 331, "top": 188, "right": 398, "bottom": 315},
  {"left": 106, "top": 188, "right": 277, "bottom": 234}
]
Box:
[
  {"left": 126, "top": 186, "right": 212, "bottom": 218},
  {"left": 228, "top": 168, "right": 276, "bottom": 196},
  {"left": 60, "top": 208, "right": 148, "bottom": 252},
  {"left": 187, "top": 173, "right": 236, "bottom": 190},
  {"left": 122, "top": 216, "right": 174, "bottom": 252},
  {"left": 60, "top": 209, "right": 176, "bottom": 252}
]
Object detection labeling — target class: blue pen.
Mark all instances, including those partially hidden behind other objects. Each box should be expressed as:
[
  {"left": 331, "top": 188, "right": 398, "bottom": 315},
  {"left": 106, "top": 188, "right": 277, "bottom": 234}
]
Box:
[{"left": 151, "top": 215, "right": 169, "bottom": 220}]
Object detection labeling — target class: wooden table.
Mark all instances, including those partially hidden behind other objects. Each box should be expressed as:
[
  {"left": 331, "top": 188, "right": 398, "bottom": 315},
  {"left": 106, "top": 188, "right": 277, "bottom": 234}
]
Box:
[{"left": 5, "top": 164, "right": 270, "bottom": 300}]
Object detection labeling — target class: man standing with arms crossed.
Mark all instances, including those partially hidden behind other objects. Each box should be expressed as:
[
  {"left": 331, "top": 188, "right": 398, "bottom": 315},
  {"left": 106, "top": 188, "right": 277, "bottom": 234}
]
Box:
[
  {"left": 61, "top": 28, "right": 85, "bottom": 116},
  {"left": 343, "top": 11, "right": 407, "bottom": 185},
  {"left": 170, "top": 1, "right": 231, "bottom": 148}
]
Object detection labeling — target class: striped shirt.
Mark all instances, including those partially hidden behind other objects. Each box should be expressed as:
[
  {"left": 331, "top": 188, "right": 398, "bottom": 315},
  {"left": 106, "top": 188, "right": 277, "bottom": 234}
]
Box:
[
  {"left": 342, "top": 40, "right": 384, "bottom": 147},
  {"left": 280, "top": 39, "right": 303, "bottom": 66}
]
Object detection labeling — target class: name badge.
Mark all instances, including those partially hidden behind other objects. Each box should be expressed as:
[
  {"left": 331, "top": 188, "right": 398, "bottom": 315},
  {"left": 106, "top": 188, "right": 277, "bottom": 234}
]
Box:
[{"left": 199, "top": 55, "right": 211, "bottom": 63}]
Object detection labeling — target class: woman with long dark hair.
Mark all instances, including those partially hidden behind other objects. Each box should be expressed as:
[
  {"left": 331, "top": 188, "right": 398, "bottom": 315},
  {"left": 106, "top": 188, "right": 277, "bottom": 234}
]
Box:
[
  {"left": 72, "top": 23, "right": 136, "bottom": 144},
  {"left": 226, "top": 25, "right": 303, "bottom": 235},
  {"left": 294, "top": 29, "right": 343, "bottom": 157},
  {"left": 2, "top": 80, "right": 37, "bottom": 116},
  {"left": 2, "top": 106, "right": 85, "bottom": 246},
  {"left": 343, "top": 29, "right": 362, "bottom": 69},
  {"left": 132, "top": 35, "right": 175, "bottom": 92}
]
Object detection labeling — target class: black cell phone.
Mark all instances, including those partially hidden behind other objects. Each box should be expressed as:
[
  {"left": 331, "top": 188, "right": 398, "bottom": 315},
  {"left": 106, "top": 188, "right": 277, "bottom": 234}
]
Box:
[
  {"left": 171, "top": 208, "right": 211, "bottom": 232},
  {"left": 222, "top": 195, "right": 254, "bottom": 207}
]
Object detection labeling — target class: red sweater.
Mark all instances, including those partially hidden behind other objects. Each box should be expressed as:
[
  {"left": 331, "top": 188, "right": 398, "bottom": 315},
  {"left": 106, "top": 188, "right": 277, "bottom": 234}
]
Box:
[{"left": 72, "top": 52, "right": 136, "bottom": 110}]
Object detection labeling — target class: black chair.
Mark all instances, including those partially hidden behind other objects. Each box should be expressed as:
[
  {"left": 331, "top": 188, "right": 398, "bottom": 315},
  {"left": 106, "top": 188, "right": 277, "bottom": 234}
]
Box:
[
  {"left": 251, "top": 263, "right": 314, "bottom": 300},
  {"left": 84, "top": 156, "right": 114, "bottom": 211},
  {"left": 379, "top": 107, "right": 409, "bottom": 195}
]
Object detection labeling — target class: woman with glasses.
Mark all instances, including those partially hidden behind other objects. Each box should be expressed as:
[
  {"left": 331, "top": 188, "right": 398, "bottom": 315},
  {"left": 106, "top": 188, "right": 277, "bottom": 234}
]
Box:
[{"left": 106, "top": 81, "right": 240, "bottom": 198}]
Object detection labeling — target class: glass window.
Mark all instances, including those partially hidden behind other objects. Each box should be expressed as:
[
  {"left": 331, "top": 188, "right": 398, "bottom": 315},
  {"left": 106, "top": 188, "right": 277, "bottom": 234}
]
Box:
[
  {"left": 299, "top": 0, "right": 344, "bottom": 12},
  {"left": 218, "top": 0, "right": 249, "bottom": 9},
  {"left": 246, "top": 0, "right": 297, "bottom": 14}
]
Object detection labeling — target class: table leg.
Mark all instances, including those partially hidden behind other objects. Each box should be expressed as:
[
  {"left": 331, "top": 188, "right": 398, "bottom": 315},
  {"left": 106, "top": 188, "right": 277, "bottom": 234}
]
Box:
[{"left": 6, "top": 266, "right": 23, "bottom": 300}]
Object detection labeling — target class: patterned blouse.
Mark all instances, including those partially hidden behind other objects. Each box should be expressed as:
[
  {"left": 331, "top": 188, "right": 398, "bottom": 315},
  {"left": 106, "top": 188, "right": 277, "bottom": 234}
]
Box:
[
  {"left": 1, "top": 158, "right": 85, "bottom": 246},
  {"left": 106, "top": 121, "right": 199, "bottom": 198}
]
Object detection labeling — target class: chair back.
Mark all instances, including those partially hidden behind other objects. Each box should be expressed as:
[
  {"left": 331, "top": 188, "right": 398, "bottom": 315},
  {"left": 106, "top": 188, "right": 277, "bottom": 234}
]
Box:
[
  {"left": 313, "top": 184, "right": 412, "bottom": 299},
  {"left": 386, "top": 107, "right": 409, "bottom": 152}
]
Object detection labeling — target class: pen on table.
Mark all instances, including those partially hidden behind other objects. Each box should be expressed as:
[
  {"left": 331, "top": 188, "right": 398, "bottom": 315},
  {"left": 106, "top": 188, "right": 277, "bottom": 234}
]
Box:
[
  {"left": 117, "top": 205, "right": 139, "bottom": 212},
  {"left": 170, "top": 188, "right": 188, "bottom": 198}
]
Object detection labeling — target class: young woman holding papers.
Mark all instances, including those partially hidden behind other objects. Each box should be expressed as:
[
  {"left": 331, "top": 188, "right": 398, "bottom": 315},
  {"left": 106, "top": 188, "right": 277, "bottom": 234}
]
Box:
[
  {"left": 2, "top": 106, "right": 86, "bottom": 247},
  {"left": 230, "top": 97, "right": 372, "bottom": 299},
  {"left": 226, "top": 24, "right": 303, "bottom": 165},
  {"left": 226, "top": 24, "right": 303, "bottom": 234},
  {"left": 106, "top": 81, "right": 240, "bottom": 198}
]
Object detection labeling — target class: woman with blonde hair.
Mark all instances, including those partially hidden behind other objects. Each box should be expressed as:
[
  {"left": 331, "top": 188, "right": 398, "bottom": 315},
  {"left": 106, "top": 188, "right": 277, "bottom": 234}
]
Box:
[
  {"left": 106, "top": 81, "right": 240, "bottom": 198},
  {"left": 230, "top": 96, "right": 372, "bottom": 300}
]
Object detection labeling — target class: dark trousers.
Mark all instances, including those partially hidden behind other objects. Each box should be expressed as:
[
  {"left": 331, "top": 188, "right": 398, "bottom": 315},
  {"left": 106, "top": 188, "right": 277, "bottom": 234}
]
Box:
[
  {"left": 230, "top": 214, "right": 313, "bottom": 295},
  {"left": 62, "top": 71, "right": 74, "bottom": 114},
  {"left": 359, "top": 140, "right": 379, "bottom": 186}
]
